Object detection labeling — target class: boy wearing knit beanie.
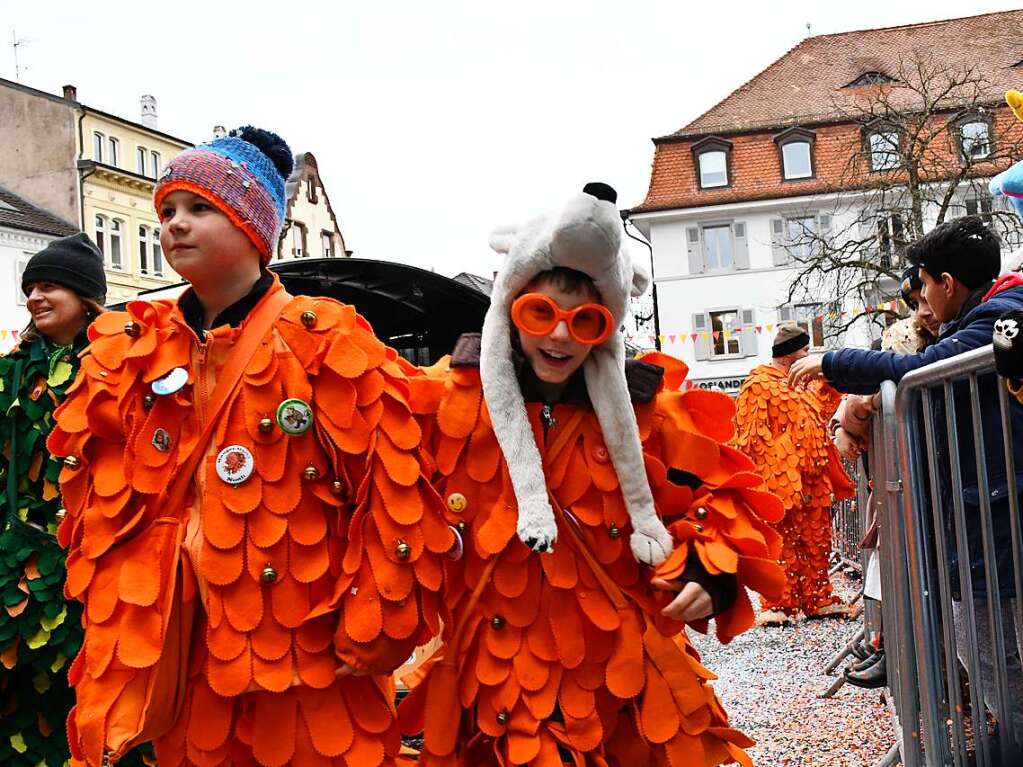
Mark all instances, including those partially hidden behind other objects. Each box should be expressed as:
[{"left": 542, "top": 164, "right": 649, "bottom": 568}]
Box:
[{"left": 48, "top": 127, "right": 452, "bottom": 767}]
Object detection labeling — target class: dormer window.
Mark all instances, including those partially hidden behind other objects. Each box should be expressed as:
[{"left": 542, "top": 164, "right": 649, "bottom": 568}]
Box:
[
  {"left": 959, "top": 119, "right": 992, "bottom": 162},
  {"left": 846, "top": 71, "right": 896, "bottom": 87},
  {"left": 774, "top": 127, "right": 815, "bottom": 180},
  {"left": 692, "top": 137, "right": 733, "bottom": 190},
  {"left": 867, "top": 128, "right": 901, "bottom": 171}
]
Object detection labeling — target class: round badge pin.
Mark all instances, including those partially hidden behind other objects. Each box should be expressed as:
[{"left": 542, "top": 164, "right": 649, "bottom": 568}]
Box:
[
  {"left": 216, "top": 445, "right": 254, "bottom": 485},
  {"left": 276, "top": 398, "right": 313, "bottom": 436},
  {"left": 151, "top": 367, "right": 188, "bottom": 396}
]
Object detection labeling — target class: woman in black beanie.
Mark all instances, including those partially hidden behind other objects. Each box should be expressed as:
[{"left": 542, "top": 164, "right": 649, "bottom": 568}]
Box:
[{"left": 0, "top": 233, "right": 143, "bottom": 767}]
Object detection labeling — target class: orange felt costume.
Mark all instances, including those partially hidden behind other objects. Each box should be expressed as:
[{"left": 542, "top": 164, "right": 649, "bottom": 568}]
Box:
[
  {"left": 47, "top": 278, "right": 452, "bottom": 767},
  {"left": 399, "top": 344, "right": 785, "bottom": 766},
  {"left": 733, "top": 365, "right": 853, "bottom": 616}
]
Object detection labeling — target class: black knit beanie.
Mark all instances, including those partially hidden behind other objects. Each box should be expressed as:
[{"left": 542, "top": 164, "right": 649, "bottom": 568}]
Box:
[{"left": 22, "top": 233, "right": 107, "bottom": 301}]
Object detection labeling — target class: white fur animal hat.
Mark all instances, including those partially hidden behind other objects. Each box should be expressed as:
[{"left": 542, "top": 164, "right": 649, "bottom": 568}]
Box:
[{"left": 480, "top": 183, "right": 674, "bottom": 566}]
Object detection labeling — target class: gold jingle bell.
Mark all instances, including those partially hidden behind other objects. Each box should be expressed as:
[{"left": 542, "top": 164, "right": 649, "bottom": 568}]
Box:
[
  {"left": 143, "top": 394, "right": 156, "bottom": 411},
  {"left": 258, "top": 417, "right": 274, "bottom": 434},
  {"left": 124, "top": 321, "right": 140, "bottom": 337},
  {"left": 496, "top": 710, "right": 509, "bottom": 725},
  {"left": 261, "top": 564, "right": 278, "bottom": 584},
  {"left": 694, "top": 523, "right": 705, "bottom": 533},
  {"left": 303, "top": 465, "right": 319, "bottom": 481},
  {"left": 694, "top": 507, "right": 708, "bottom": 520},
  {"left": 331, "top": 480, "right": 344, "bottom": 496},
  {"left": 55, "top": 508, "right": 67, "bottom": 523},
  {"left": 63, "top": 455, "right": 80, "bottom": 469},
  {"left": 490, "top": 615, "right": 505, "bottom": 630},
  {"left": 456, "top": 520, "right": 468, "bottom": 535},
  {"left": 395, "top": 541, "right": 411, "bottom": 561},
  {"left": 300, "top": 310, "right": 317, "bottom": 328},
  {"left": 608, "top": 523, "right": 621, "bottom": 540}
]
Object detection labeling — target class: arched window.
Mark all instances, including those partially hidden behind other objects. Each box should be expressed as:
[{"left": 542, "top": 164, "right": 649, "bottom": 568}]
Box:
[
  {"left": 109, "top": 219, "right": 123, "bottom": 269},
  {"left": 152, "top": 227, "right": 163, "bottom": 275},
  {"left": 775, "top": 127, "right": 816, "bottom": 180},
  {"left": 138, "top": 226, "right": 164, "bottom": 275},
  {"left": 108, "top": 137, "right": 119, "bottom": 167},
  {"left": 138, "top": 225, "right": 150, "bottom": 274},
  {"left": 137, "top": 146, "right": 147, "bottom": 175},
  {"left": 691, "top": 136, "right": 733, "bottom": 190},
  {"left": 93, "top": 132, "right": 104, "bottom": 162},
  {"left": 960, "top": 120, "right": 991, "bottom": 161}
]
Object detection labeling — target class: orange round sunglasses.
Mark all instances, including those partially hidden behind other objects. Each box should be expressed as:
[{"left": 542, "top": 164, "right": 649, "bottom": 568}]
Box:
[{"left": 511, "top": 293, "right": 614, "bottom": 345}]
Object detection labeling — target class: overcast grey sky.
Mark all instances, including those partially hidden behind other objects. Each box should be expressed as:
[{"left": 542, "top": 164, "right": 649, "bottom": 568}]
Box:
[{"left": 5, "top": 1, "right": 1023, "bottom": 277}]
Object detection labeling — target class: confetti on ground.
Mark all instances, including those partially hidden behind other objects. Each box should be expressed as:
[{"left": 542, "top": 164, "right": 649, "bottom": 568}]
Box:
[{"left": 691, "top": 573, "right": 894, "bottom": 767}]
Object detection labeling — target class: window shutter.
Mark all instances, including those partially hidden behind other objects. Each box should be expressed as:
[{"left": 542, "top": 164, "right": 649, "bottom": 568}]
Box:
[
  {"left": 686, "top": 227, "right": 704, "bottom": 275},
  {"left": 733, "top": 222, "right": 750, "bottom": 269},
  {"left": 770, "top": 219, "right": 787, "bottom": 265},
  {"left": 740, "top": 308, "right": 758, "bottom": 357},
  {"left": 692, "top": 312, "right": 711, "bottom": 361}
]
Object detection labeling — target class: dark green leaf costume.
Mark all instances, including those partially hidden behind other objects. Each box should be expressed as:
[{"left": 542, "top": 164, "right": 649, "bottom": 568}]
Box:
[{"left": 0, "top": 334, "right": 150, "bottom": 767}]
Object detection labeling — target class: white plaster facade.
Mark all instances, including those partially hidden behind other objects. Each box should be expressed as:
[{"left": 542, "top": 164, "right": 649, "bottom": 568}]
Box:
[
  {"left": 631, "top": 186, "right": 1012, "bottom": 393},
  {"left": 0, "top": 227, "right": 56, "bottom": 353}
]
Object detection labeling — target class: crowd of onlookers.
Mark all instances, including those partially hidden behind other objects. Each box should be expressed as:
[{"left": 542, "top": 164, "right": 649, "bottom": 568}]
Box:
[{"left": 787, "top": 216, "right": 1023, "bottom": 757}]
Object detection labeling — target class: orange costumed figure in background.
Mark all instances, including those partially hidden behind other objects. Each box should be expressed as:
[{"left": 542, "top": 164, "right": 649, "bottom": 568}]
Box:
[
  {"left": 399, "top": 184, "right": 785, "bottom": 766},
  {"left": 47, "top": 127, "right": 452, "bottom": 766},
  {"left": 733, "top": 322, "right": 854, "bottom": 623}
]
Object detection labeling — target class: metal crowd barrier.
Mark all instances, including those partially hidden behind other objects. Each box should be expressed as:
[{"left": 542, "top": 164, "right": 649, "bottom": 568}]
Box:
[{"left": 867, "top": 345, "right": 1023, "bottom": 767}]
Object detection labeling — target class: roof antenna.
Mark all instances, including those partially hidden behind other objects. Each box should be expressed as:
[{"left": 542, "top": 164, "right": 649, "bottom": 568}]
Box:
[
  {"left": 805, "top": 22, "right": 812, "bottom": 38},
  {"left": 11, "top": 30, "right": 31, "bottom": 81}
]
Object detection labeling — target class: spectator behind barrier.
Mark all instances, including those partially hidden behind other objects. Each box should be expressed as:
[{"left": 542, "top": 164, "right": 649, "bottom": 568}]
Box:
[
  {"left": 790, "top": 217, "right": 1023, "bottom": 744},
  {"left": 790, "top": 216, "right": 1023, "bottom": 599}
]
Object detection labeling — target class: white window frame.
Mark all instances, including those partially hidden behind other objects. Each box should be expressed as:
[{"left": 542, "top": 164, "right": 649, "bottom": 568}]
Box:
[
  {"left": 698, "top": 150, "right": 728, "bottom": 188},
  {"left": 702, "top": 223, "right": 735, "bottom": 272},
  {"left": 781, "top": 140, "right": 813, "bottom": 180},
  {"left": 108, "top": 137, "right": 119, "bottom": 167},
  {"left": 94, "top": 214, "right": 107, "bottom": 258},
  {"left": 93, "top": 132, "right": 104, "bottom": 163},
  {"left": 960, "top": 121, "right": 991, "bottom": 162},
  {"left": 151, "top": 151, "right": 161, "bottom": 178},
  {"left": 152, "top": 227, "right": 163, "bottom": 276},
  {"left": 869, "top": 131, "right": 900, "bottom": 171},
  {"left": 109, "top": 218, "right": 123, "bottom": 270},
  {"left": 14, "top": 254, "right": 31, "bottom": 306},
  {"left": 709, "top": 307, "right": 744, "bottom": 358},
  {"left": 137, "top": 146, "right": 147, "bottom": 175}
]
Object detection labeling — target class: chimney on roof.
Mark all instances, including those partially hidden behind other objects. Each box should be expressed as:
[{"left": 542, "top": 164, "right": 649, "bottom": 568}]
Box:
[
  {"left": 140, "top": 95, "right": 157, "bottom": 129},
  {"left": 213, "top": 125, "right": 226, "bottom": 138},
  {"left": 62, "top": 84, "right": 77, "bottom": 102}
]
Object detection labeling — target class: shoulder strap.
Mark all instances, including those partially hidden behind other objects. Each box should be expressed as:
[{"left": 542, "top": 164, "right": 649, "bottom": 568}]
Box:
[{"left": 158, "top": 287, "right": 293, "bottom": 515}]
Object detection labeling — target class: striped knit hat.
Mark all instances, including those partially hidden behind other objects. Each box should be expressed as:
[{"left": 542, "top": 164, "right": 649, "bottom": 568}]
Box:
[{"left": 154, "top": 127, "right": 293, "bottom": 263}]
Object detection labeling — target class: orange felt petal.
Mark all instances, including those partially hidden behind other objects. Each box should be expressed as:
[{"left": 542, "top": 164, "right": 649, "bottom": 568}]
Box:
[
  {"left": 253, "top": 652, "right": 295, "bottom": 693},
  {"left": 252, "top": 691, "right": 297, "bottom": 766},
  {"left": 641, "top": 663, "right": 681, "bottom": 744},
  {"left": 299, "top": 685, "right": 354, "bottom": 756},
  {"left": 207, "top": 642, "right": 253, "bottom": 697},
  {"left": 294, "top": 644, "right": 337, "bottom": 689},
  {"left": 115, "top": 603, "right": 164, "bottom": 668},
  {"left": 346, "top": 678, "right": 394, "bottom": 735},
  {"left": 207, "top": 618, "right": 247, "bottom": 662},
  {"left": 605, "top": 608, "right": 644, "bottom": 699},
  {"left": 548, "top": 589, "right": 585, "bottom": 670},
  {"left": 186, "top": 678, "right": 234, "bottom": 752}
]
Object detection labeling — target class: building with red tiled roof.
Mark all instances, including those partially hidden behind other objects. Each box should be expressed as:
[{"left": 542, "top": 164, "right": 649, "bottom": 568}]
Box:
[{"left": 628, "top": 10, "right": 1023, "bottom": 389}]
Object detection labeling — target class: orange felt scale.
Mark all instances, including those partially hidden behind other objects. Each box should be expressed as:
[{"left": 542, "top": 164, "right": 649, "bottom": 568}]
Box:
[
  {"left": 399, "top": 351, "right": 784, "bottom": 766},
  {"left": 733, "top": 365, "right": 854, "bottom": 616},
  {"left": 47, "top": 278, "right": 449, "bottom": 766}
]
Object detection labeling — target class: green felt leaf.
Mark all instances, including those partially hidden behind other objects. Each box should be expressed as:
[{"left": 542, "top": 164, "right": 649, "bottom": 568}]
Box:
[{"left": 45, "top": 363, "right": 71, "bottom": 388}]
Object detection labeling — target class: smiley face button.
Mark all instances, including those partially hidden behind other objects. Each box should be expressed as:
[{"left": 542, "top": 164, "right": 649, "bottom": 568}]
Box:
[
  {"left": 276, "top": 398, "right": 313, "bottom": 436},
  {"left": 216, "top": 445, "right": 254, "bottom": 485}
]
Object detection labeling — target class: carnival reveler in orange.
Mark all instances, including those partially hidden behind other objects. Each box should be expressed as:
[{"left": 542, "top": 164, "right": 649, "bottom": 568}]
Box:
[
  {"left": 398, "top": 183, "right": 786, "bottom": 766},
  {"left": 47, "top": 127, "right": 452, "bottom": 767},
  {"left": 733, "top": 322, "right": 854, "bottom": 623}
]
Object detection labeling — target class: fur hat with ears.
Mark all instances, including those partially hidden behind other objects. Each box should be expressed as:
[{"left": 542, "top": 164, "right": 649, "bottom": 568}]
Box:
[{"left": 480, "top": 183, "right": 674, "bottom": 567}]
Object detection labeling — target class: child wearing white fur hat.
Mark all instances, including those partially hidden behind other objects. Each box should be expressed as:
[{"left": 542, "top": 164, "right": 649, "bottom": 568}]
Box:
[{"left": 399, "top": 183, "right": 785, "bottom": 766}]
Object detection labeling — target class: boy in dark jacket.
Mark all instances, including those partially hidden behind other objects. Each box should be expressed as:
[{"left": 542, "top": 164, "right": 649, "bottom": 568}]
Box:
[{"left": 789, "top": 215, "right": 1023, "bottom": 741}]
